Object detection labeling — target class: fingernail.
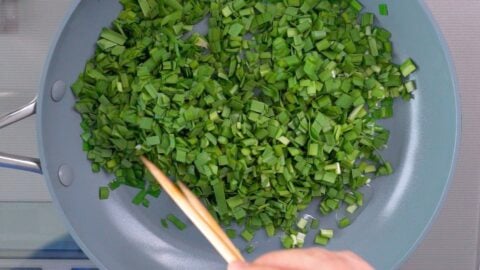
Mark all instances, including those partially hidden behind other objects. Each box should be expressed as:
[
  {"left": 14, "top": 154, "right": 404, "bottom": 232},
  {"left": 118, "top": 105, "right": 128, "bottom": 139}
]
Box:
[{"left": 228, "top": 261, "right": 249, "bottom": 270}]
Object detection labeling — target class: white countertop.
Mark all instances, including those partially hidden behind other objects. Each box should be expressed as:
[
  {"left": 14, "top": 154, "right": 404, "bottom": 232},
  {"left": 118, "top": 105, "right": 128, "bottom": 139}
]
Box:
[{"left": 0, "top": 1, "right": 478, "bottom": 269}]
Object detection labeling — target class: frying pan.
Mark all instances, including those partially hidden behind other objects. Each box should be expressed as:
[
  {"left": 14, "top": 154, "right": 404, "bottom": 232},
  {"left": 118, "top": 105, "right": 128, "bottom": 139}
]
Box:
[{"left": 0, "top": 0, "right": 459, "bottom": 269}]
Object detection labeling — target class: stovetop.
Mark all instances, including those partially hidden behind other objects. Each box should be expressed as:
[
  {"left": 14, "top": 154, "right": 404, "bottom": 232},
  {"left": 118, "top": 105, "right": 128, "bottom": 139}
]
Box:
[{"left": 0, "top": 1, "right": 479, "bottom": 270}]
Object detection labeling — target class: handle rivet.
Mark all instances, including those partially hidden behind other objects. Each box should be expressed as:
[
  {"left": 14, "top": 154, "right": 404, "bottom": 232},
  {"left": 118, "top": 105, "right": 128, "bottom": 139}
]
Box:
[
  {"left": 51, "top": 80, "right": 66, "bottom": 102},
  {"left": 58, "top": 164, "right": 74, "bottom": 186}
]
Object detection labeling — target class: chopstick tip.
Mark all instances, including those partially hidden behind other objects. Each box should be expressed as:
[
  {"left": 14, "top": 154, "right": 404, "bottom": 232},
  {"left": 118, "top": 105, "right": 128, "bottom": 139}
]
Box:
[{"left": 139, "top": 155, "right": 149, "bottom": 164}]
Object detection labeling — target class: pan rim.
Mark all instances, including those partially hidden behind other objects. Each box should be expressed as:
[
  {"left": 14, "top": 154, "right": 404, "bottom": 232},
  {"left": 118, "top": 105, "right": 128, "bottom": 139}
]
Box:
[
  {"left": 36, "top": 1, "right": 109, "bottom": 269},
  {"left": 388, "top": 0, "right": 461, "bottom": 268}
]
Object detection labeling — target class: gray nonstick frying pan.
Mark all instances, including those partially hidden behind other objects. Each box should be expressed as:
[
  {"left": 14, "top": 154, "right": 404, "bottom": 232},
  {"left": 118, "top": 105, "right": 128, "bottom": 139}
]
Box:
[{"left": 0, "top": 0, "right": 459, "bottom": 269}]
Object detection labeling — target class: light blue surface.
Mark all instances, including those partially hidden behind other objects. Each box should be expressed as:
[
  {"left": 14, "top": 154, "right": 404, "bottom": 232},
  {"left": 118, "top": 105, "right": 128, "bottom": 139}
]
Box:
[{"left": 36, "top": 0, "right": 460, "bottom": 269}]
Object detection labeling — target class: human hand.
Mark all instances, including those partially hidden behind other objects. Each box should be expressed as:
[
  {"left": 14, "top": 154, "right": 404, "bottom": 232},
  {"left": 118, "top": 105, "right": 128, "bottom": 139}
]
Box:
[{"left": 228, "top": 248, "right": 373, "bottom": 270}]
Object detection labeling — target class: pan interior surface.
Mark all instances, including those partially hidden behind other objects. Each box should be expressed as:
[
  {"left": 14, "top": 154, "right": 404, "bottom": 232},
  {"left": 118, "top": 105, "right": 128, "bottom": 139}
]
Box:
[{"left": 37, "top": 0, "right": 459, "bottom": 269}]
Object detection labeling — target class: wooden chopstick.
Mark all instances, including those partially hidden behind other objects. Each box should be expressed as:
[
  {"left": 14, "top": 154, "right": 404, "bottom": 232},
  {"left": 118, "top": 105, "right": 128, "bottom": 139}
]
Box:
[
  {"left": 140, "top": 156, "right": 243, "bottom": 263},
  {"left": 177, "top": 182, "right": 245, "bottom": 262}
]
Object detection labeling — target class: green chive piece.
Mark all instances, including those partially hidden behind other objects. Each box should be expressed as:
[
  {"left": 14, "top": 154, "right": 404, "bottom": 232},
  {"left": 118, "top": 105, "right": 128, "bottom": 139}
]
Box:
[
  {"left": 132, "top": 190, "right": 147, "bottom": 205},
  {"left": 350, "top": 0, "right": 363, "bottom": 11},
  {"left": 241, "top": 230, "right": 255, "bottom": 242},
  {"left": 167, "top": 214, "right": 187, "bottom": 231},
  {"left": 161, "top": 218, "right": 169, "bottom": 229},
  {"left": 297, "top": 218, "right": 308, "bottom": 230},
  {"left": 245, "top": 245, "right": 255, "bottom": 254},
  {"left": 99, "top": 186, "right": 110, "bottom": 200},
  {"left": 320, "top": 229, "right": 334, "bottom": 239},
  {"left": 282, "top": 235, "right": 294, "bottom": 248},
  {"left": 265, "top": 224, "right": 275, "bottom": 237},
  {"left": 338, "top": 217, "right": 351, "bottom": 228},
  {"left": 315, "top": 234, "right": 329, "bottom": 246},
  {"left": 379, "top": 4, "right": 389, "bottom": 16},
  {"left": 346, "top": 204, "right": 358, "bottom": 214},
  {"left": 100, "top": 28, "right": 126, "bottom": 45},
  {"left": 310, "top": 219, "right": 319, "bottom": 229},
  {"left": 400, "top": 58, "right": 417, "bottom": 77},
  {"left": 213, "top": 181, "right": 228, "bottom": 215},
  {"left": 226, "top": 229, "right": 237, "bottom": 239},
  {"left": 228, "top": 23, "right": 244, "bottom": 36},
  {"left": 295, "top": 232, "right": 306, "bottom": 247},
  {"left": 405, "top": 80, "right": 416, "bottom": 93}
]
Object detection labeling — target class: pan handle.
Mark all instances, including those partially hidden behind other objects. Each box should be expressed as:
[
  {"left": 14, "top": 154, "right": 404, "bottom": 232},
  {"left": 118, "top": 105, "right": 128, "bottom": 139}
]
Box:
[{"left": 0, "top": 98, "right": 42, "bottom": 174}]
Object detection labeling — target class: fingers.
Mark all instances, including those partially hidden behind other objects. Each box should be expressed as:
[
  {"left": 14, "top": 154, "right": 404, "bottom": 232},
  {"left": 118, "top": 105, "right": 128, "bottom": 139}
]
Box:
[
  {"left": 228, "top": 261, "right": 289, "bottom": 270},
  {"left": 253, "top": 248, "right": 332, "bottom": 270},
  {"left": 336, "top": 251, "right": 375, "bottom": 270},
  {"left": 227, "top": 261, "right": 248, "bottom": 270},
  {"left": 228, "top": 249, "right": 374, "bottom": 270},
  {"left": 252, "top": 248, "right": 373, "bottom": 270}
]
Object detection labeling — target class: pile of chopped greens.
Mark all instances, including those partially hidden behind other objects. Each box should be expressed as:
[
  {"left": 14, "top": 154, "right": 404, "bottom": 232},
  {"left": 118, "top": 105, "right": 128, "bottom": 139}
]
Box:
[{"left": 72, "top": 0, "right": 416, "bottom": 248}]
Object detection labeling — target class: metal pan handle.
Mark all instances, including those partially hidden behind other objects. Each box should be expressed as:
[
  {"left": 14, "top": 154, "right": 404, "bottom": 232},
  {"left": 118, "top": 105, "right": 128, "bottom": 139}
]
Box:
[{"left": 0, "top": 98, "right": 42, "bottom": 174}]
